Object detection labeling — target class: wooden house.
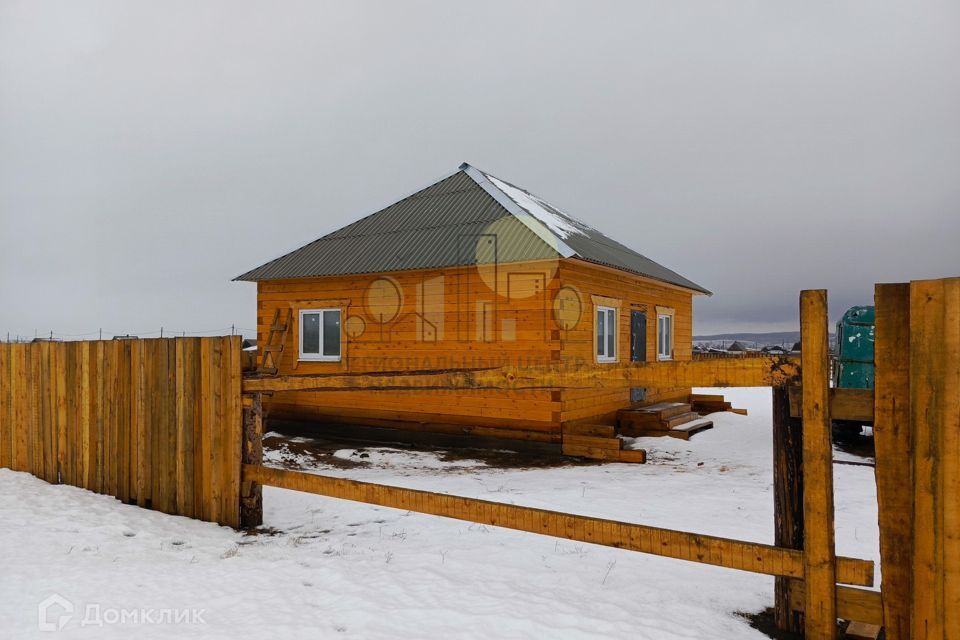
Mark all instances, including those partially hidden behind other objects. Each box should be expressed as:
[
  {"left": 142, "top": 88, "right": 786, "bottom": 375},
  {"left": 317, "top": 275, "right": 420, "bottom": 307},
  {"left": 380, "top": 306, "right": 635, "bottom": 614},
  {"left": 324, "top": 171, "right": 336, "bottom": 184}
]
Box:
[{"left": 236, "top": 163, "right": 710, "bottom": 453}]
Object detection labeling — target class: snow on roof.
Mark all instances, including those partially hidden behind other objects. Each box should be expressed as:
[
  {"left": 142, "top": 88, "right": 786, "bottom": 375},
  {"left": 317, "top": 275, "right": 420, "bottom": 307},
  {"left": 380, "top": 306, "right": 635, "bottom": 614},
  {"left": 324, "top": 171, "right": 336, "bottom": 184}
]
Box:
[{"left": 482, "top": 173, "right": 592, "bottom": 241}]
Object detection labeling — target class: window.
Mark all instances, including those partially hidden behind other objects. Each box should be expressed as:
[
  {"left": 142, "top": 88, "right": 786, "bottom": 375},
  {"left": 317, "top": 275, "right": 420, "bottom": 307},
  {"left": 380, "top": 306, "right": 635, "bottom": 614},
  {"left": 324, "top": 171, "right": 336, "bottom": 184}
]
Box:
[
  {"left": 657, "top": 314, "right": 673, "bottom": 360},
  {"left": 596, "top": 306, "right": 617, "bottom": 362},
  {"left": 299, "top": 309, "right": 341, "bottom": 361}
]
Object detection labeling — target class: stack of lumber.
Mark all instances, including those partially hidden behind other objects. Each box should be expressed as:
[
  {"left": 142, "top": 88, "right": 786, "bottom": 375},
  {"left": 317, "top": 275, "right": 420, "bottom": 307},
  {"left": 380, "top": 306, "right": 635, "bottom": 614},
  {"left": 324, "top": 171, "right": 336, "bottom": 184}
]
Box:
[
  {"left": 616, "top": 402, "right": 714, "bottom": 440},
  {"left": 688, "top": 393, "right": 748, "bottom": 416},
  {"left": 561, "top": 422, "right": 647, "bottom": 463}
]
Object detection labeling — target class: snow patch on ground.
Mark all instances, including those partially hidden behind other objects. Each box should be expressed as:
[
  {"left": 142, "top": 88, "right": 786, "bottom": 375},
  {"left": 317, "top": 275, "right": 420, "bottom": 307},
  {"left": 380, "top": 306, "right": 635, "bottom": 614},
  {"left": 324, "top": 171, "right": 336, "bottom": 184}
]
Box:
[{"left": 0, "top": 388, "right": 879, "bottom": 639}]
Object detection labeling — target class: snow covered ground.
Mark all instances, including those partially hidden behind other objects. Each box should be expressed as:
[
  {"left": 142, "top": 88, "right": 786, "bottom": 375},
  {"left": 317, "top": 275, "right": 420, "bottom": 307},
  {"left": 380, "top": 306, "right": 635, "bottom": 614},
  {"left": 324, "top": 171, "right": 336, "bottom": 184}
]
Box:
[{"left": 0, "top": 388, "right": 879, "bottom": 639}]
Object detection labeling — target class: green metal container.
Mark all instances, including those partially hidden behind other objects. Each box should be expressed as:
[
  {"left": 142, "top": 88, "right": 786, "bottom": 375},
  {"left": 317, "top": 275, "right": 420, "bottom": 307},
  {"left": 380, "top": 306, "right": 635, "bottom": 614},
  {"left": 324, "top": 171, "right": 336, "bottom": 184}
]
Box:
[{"left": 835, "top": 305, "right": 875, "bottom": 389}]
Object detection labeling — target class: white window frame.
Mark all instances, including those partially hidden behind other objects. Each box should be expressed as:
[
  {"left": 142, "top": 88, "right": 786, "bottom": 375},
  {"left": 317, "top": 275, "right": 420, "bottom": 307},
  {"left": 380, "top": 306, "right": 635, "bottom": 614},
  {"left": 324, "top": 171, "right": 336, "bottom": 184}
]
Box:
[
  {"left": 299, "top": 308, "right": 342, "bottom": 362},
  {"left": 657, "top": 313, "right": 673, "bottom": 361},
  {"left": 596, "top": 305, "right": 618, "bottom": 363}
]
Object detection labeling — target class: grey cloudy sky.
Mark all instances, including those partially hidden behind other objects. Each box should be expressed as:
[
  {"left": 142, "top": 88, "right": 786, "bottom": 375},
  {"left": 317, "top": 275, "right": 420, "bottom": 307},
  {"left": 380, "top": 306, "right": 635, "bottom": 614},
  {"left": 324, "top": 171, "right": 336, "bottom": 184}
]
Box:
[{"left": 2, "top": 0, "right": 958, "bottom": 339}]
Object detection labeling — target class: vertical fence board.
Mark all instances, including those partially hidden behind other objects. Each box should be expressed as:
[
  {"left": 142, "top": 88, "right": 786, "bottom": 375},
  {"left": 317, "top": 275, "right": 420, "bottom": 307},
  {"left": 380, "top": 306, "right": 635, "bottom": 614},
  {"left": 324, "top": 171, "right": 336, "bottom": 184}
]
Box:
[
  {"left": 175, "top": 339, "right": 198, "bottom": 519},
  {"left": 39, "top": 342, "right": 55, "bottom": 484},
  {"left": 190, "top": 339, "right": 205, "bottom": 520},
  {"left": 773, "top": 384, "right": 804, "bottom": 632},
  {"left": 800, "top": 289, "right": 837, "bottom": 639},
  {"left": 0, "top": 343, "right": 9, "bottom": 469},
  {"left": 79, "top": 341, "right": 91, "bottom": 490},
  {"left": 28, "top": 344, "right": 41, "bottom": 478},
  {"left": 161, "top": 339, "right": 177, "bottom": 514},
  {"left": 942, "top": 278, "right": 960, "bottom": 637},
  {"left": 910, "top": 277, "right": 960, "bottom": 637},
  {"left": 12, "top": 345, "right": 24, "bottom": 473},
  {"left": 196, "top": 340, "right": 214, "bottom": 520},
  {"left": 210, "top": 338, "right": 224, "bottom": 525},
  {"left": 911, "top": 279, "right": 944, "bottom": 637},
  {"left": 63, "top": 342, "right": 77, "bottom": 487},
  {"left": 54, "top": 343, "right": 67, "bottom": 485},
  {"left": 874, "top": 282, "right": 913, "bottom": 639},
  {"left": 224, "top": 336, "right": 242, "bottom": 528},
  {"left": 130, "top": 340, "right": 147, "bottom": 507}
]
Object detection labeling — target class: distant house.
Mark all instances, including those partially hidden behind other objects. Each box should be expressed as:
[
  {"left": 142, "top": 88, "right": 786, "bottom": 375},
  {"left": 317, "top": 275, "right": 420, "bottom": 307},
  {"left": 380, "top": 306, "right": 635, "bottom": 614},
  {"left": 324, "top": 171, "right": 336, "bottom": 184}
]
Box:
[
  {"left": 762, "top": 345, "right": 789, "bottom": 355},
  {"left": 727, "top": 340, "right": 752, "bottom": 352},
  {"left": 236, "top": 163, "right": 710, "bottom": 446}
]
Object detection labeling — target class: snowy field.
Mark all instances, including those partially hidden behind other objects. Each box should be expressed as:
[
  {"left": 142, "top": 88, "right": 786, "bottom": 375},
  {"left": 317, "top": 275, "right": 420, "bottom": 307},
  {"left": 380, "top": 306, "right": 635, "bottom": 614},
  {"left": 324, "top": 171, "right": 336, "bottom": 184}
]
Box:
[{"left": 0, "top": 388, "right": 879, "bottom": 639}]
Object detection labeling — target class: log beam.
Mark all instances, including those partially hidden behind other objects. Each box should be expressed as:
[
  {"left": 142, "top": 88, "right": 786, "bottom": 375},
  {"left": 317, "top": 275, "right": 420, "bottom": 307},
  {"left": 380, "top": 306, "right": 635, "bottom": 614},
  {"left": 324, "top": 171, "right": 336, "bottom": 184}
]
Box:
[{"left": 241, "top": 357, "right": 799, "bottom": 393}]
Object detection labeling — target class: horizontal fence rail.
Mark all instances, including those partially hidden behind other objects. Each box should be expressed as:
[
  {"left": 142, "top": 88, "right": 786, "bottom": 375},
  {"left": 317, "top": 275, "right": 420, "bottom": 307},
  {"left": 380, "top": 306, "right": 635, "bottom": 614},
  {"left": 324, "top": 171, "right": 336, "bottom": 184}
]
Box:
[
  {"left": 242, "top": 356, "right": 800, "bottom": 393},
  {"left": 244, "top": 463, "right": 874, "bottom": 586},
  {"left": 0, "top": 337, "right": 242, "bottom": 527}
]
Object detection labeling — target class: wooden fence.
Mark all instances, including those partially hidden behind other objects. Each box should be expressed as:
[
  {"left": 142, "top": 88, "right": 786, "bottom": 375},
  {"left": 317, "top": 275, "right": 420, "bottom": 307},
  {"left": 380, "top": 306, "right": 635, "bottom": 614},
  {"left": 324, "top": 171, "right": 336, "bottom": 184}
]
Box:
[
  {"left": 0, "top": 337, "right": 242, "bottom": 527},
  {"left": 2, "top": 277, "right": 959, "bottom": 639}
]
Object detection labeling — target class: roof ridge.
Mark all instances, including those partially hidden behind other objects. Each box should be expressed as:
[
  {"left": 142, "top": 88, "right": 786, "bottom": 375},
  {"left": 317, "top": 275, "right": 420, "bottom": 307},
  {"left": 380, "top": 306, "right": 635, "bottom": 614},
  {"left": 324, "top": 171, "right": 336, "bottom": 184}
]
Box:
[{"left": 459, "top": 163, "right": 577, "bottom": 259}]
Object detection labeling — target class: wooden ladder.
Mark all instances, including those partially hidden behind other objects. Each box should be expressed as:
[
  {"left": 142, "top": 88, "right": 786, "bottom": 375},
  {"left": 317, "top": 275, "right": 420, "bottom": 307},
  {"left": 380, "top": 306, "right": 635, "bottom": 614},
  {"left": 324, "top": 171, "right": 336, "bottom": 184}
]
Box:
[{"left": 259, "top": 308, "right": 293, "bottom": 375}]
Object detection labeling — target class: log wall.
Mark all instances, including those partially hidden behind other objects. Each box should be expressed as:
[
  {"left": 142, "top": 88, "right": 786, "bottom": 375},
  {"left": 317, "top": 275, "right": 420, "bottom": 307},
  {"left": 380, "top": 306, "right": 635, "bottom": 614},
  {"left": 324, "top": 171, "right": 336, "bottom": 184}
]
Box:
[{"left": 256, "top": 258, "right": 699, "bottom": 440}]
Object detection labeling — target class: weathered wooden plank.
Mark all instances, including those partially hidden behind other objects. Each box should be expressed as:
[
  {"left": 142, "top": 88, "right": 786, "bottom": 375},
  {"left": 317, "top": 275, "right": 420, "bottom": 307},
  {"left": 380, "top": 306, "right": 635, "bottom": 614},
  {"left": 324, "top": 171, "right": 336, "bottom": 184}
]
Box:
[
  {"left": 873, "top": 282, "right": 913, "bottom": 640},
  {"left": 129, "top": 340, "right": 140, "bottom": 504},
  {"left": 241, "top": 357, "right": 800, "bottom": 394},
  {"left": 243, "top": 463, "right": 874, "bottom": 585},
  {"left": 101, "top": 340, "right": 115, "bottom": 498},
  {"left": 198, "top": 338, "right": 214, "bottom": 522},
  {"left": 800, "top": 290, "right": 838, "bottom": 639},
  {"left": 175, "top": 338, "right": 196, "bottom": 518},
  {"left": 43, "top": 343, "right": 55, "bottom": 483},
  {"left": 62, "top": 342, "right": 77, "bottom": 486},
  {"left": 224, "top": 336, "right": 243, "bottom": 528},
  {"left": 240, "top": 393, "right": 264, "bottom": 528},
  {"left": 910, "top": 278, "right": 942, "bottom": 637},
  {"left": 28, "top": 343, "right": 42, "bottom": 478},
  {"left": 909, "top": 277, "right": 960, "bottom": 637},
  {"left": 117, "top": 340, "right": 132, "bottom": 503},
  {"left": 788, "top": 387, "right": 874, "bottom": 423},
  {"left": 0, "top": 342, "right": 10, "bottom": 469},
  {"left": 53, "top": 343, "right": 67, "bottom": 486},
  {"left": 942, "top": 278, "right": 960, "bottom": 639},
  {"left": 773, "top": 384, "right": 804, "bottom": 633},
  {"left": 137, "top": 340, "right": 157, "bottom": 508},
  {"left": 786, "top": 580, "right": 883, "bottom": 625},
  {"left": 154, "top": 339, "right": 176, "bottom": 514}
]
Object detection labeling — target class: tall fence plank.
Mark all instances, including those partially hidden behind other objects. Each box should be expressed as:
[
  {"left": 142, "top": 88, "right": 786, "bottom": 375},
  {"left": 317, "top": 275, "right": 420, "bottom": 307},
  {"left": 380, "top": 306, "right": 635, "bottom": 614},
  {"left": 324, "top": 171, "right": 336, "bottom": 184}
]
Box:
[
  {"left": 873, "top": 282, "right": 913, "bottom": 640},
  {"left": 910, "top": 277, "right": 960, "bottom": 637},
  {"left": 0, "top": 337, "right": 242, "bottom": 527},
  {"left": 800, "top": 289, "right": 837, "bottom": 639},
  {"left": 773, "top": 385, "right": 804, "bottom": 632}
]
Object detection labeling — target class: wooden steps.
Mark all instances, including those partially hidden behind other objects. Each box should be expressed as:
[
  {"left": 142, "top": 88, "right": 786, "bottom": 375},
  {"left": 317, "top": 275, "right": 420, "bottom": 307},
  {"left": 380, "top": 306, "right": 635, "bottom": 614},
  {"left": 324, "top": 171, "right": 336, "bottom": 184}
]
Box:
[
  {"left": 617, "top": 401, "right": 715, "bottom": 439},
  {"left": 689, "top": 393, "right": 747, "bottom": 416},
  {"left": 561, "top": 423, "right": 646, "bottom": 463}
]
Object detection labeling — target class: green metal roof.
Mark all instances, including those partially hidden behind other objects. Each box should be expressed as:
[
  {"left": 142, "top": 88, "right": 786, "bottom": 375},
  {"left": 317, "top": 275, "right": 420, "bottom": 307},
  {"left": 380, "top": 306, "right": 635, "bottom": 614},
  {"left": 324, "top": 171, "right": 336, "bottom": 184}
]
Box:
[{"left": 234, "top": 163, "right": 710, "bottom": 295}]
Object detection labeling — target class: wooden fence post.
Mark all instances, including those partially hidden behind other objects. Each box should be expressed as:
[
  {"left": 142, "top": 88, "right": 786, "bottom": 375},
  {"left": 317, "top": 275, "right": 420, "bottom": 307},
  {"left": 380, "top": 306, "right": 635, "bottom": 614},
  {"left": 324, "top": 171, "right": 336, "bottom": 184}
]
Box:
[
  {"left": 773, "top": 384, "right": 804, "bottom": 632},
  {"left": 800, "top": 289, "right": 837, "bottom": 639},
  {"left": 873, "top": 282, "right": 913, "bottom": 639},
  {"left": 909, "top": 277, "right": 960, "bottom": 637},
  {"left": 240, "top": 392, "right": 263, "bottom": 528}
]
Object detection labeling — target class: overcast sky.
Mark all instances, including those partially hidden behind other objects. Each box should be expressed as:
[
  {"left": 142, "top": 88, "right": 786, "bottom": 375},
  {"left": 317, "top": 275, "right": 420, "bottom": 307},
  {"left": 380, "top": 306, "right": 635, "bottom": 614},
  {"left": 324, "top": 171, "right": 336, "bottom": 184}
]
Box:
[{"left": 2, "top": 0, "right": 958, "bottom": 339}]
